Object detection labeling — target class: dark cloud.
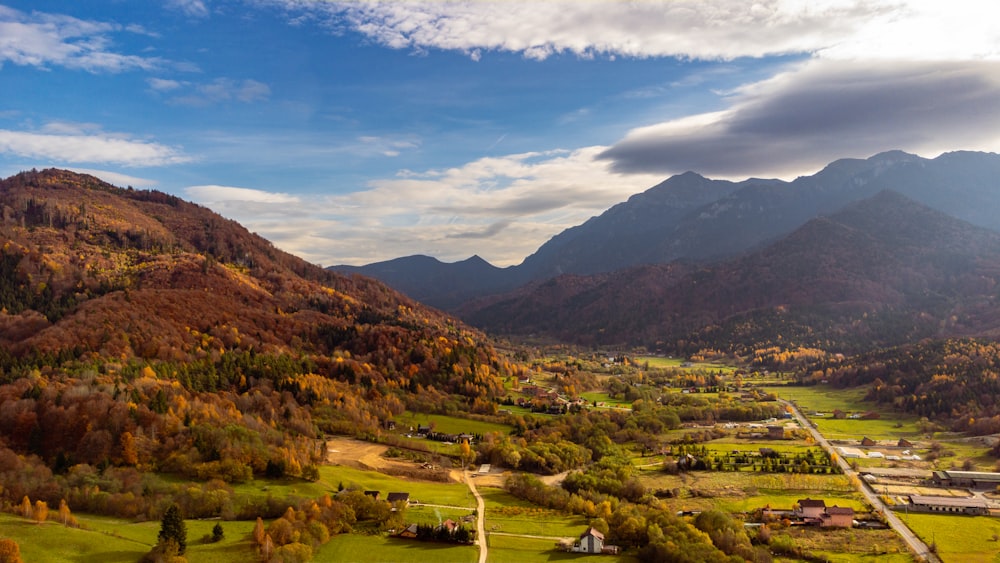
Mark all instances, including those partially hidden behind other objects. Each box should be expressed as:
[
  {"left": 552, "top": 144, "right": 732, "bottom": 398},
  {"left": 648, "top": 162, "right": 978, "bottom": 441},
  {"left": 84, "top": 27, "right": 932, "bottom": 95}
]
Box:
[
  {"left": 446, "top": 221, "right": 512, "bottom": 240},
  {"left": 599, "top": 60, "right": 1000, "bottom": 178}
]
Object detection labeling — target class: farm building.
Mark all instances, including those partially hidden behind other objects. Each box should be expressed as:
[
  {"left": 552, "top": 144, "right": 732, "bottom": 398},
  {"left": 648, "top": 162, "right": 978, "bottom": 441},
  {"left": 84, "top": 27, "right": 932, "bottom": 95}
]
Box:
[
  {"left": 837, "top": 447, "right": 865, "bottom": 459},
  {"left": 386, "top": 492, "right": 410, "bottom": 505},
  {"left": 931, "top": 470, "right": 1000, "bottom": 489},
  {"left": 908, "top": 495, "right": 989, "bottom": 515}
]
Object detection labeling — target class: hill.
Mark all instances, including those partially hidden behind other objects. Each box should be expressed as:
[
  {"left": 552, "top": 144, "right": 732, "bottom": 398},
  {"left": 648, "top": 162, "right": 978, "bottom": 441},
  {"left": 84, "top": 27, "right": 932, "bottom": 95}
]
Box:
[
  {"left": 461, "top": 190, "right": 1000, "bottom": 353},
  {"left": 0, "top": 168, "right": 508, "bottom": 493},
  {"left": 337, "top": 150, "right": 1000, "bottom": 311}
]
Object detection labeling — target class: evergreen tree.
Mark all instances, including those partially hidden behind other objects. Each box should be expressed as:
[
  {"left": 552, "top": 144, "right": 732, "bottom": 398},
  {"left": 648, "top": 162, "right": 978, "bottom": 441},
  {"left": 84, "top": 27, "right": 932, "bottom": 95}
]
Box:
[{"left": 158, "top": 504, "right": 187, "bottom": 554}]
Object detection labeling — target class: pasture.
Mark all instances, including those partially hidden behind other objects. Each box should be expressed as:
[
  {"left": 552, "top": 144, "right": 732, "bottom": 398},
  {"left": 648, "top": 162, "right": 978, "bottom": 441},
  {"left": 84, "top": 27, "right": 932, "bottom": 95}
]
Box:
[
  {"left": 902, "top": 513, "right": 1000, "bottom": 563},
  {"left": 321, "top": 533, "right": 478, "bottom": 563}
]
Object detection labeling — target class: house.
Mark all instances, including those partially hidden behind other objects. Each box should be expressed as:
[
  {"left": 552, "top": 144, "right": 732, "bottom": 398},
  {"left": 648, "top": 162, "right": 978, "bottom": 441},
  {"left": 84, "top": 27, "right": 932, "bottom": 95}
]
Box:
[
  {"left": 566, "top": 527, "right": 619, "bottom": 554},
  {"left": 820, "top": 506, "right": 854, "bottom": 528},
  {"left": 860, "top": 437, "right": 876, "bottom": 447},
  {"left": 382, "top": 420, "right": 396, "bottom": 430},
  {"left": 398, "top": 523, "right": 418, "bottom": 538},
  {"left": 458, "top": 434, "right": 475, "bottom": 444},
  {"left": 386, "top": 492, "right": 410, "bottom": 505},
  {"left": 416, "top": 425, "right": 431, "bottom": 435},
  {"left": 897, "top": 438, "right": 914, "bottom": 448},
  {"left": 440, "top": 519, "right": 459, "bottom": 534},
  {"left": 795, "top": 498, "right": 827, "bottom": 520},
  {"left": 767, "top": 426, "right": 785, "bottom": 440},
  {"left": 363, "top": 490, "right": 380, "bottom": 500}
]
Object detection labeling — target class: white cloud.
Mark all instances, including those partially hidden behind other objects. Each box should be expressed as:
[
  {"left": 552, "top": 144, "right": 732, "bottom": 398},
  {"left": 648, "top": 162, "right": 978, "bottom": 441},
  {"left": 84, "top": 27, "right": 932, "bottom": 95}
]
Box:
[
  {"left": 185, "top": 147, "right": 663, "bottom": 267},
  {"left": 599, "top": 59, "right": 1000, "bottom": 179},
  {"left": 0, "top": 126, "right": 190, "bottom": 167},
  {"left": 185, "top": 185, "right": 301, "bottom": 205},
  {"left": 167, "top": 0, "right": 210, "bottom": 19},
  {"left": 271, "top": 0, "right": 998, "bottom": 62},
  {"left": 147, "top": 77, "right": 184, "bottom": 91},
  {"left": 0, "top": 6, "right": 162, "bottom": 72},
  {"left": 164, "top": 77, "right": 271, "bottom": 106}
]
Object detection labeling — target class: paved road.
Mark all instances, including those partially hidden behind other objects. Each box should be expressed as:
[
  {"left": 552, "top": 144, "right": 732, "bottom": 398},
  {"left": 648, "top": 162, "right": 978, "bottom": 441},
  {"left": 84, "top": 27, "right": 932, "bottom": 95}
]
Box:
[
  {"left": 465, "top": 469, "right": 488, "bottom": 563},
  {"left": 780, "top": 399, "right": 940, "bottom": 562}
]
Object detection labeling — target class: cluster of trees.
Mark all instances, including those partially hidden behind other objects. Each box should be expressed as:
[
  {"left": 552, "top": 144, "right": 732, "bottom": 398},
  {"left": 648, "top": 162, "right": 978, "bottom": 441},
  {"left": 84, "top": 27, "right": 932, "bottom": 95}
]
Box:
[
  {"left": 505, "top": 473, "right": 763, "bottom": 562},
  {"left": 250, "top": 491, "right": 395, "bottom": 563},
  {"left": 403, "top": 523, "right": 474, "bottom": 544},
  {"left": 697, "top": 449, "right": 839, "bottom": 474}
]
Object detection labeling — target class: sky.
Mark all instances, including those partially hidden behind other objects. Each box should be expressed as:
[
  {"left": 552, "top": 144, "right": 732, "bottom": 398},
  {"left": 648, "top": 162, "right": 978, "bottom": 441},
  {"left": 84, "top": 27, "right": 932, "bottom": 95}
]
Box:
[{"left": 1, "top": 1, "right": 999, "bottom": 267}]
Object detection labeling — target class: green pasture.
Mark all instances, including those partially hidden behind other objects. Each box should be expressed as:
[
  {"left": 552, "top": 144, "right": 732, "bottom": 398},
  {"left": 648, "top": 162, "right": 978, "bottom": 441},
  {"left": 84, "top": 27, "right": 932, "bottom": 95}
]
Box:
[
  {"left": 395, "top": 412, "right": 512, "bottom": 436},
  {"left": 902, "top": 513, "right": 1000, "bottom": 563},
  {"left": 406, "top": 504, "right": 476, "bottom": 527},
  {"left": 320, "top": 533, "right": 477, "bottom": 563},
  {"left": 579, "top": 391, "right": 631, "bottom": 407},
  {"left": 639, "top": 469, "right": 861, "bottom": 513},
  {"left": 761, "top": 385, "right": 920, "bottom": 439},
  {"left": 0, "top": 512, "right": 257, "bottom": 563},
  {"left": 316, "top": 465, "right": 475, "bottom": 508},
  {"left": 485, "top": 534, "right": 638, "bottom": 563},
  {"left": 635, "top": 356, "right": 737, "bottom": 374},
  {"left": 479, "top": 487, "right": 590, "bottom": 538}
]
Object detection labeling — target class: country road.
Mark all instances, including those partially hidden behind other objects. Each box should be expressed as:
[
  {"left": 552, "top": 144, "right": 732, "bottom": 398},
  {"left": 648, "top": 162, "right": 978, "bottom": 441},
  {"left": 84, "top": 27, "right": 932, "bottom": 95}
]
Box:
[
  {"left": 464, "top": 469, "right": 488, "bottom": 563},
  {"left": 780, "top": 399, "right": 940, "bottom": 562}
]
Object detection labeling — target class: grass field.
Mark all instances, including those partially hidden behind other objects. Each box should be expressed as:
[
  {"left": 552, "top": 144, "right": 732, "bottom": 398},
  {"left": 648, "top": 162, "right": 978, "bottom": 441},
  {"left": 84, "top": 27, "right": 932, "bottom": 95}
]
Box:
[
  {"left": 320, "top": 533, "right": 478, "bottom": 563},
  {"left": 486, "top": 534, "right": 638, "bottom": 563},
  {"left": 0, "top": 512, "right": 258, "bottom": 563},
  {"left": 635, "top": 356, "right": 737, "bottom": 374},
  {"left": 316, "top": 465, "right": 475, "bottom": 507},
  {"left": 479, "top": 488, "right": 590, "bottom": 538},
  {"left": 902, "top": 513, "right": 1000, "bottom": 563},
  {"left": 761, "top": 385, "right": 921, "bottom": 439}
]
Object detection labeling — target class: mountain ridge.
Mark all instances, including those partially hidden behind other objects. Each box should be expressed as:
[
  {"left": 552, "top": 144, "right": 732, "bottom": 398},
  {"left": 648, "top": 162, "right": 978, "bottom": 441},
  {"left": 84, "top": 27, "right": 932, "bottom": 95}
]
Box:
[{"left": 334, "top": 150, "right": 1000, "bottom": 310}]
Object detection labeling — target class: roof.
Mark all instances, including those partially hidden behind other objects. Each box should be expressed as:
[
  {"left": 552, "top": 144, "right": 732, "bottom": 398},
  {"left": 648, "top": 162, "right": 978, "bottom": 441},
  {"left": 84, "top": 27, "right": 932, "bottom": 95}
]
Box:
[
  {"left": 798, "top": 499, "right": 826, "bottom": 508},
  {"left": 581, "top": 527, "right": 605, "bottom": 541},
  {"left": 386, "top": 492, "right": 410, "bottom": 502},
  {"left": 910, "top": 495, "right": 989, "bottom": 508},
  {"left": 825, "top": 506, "right": 854, "bottom": 515},
  {"left": 941, "top": 470, "right": 1000, "bottom": 482}
]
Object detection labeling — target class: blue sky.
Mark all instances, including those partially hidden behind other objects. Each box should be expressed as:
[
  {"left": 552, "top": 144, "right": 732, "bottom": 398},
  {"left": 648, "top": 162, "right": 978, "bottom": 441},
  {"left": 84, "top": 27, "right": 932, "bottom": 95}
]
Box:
[{"left": 2, "top": 1, "right": 999, "bottom": 266}]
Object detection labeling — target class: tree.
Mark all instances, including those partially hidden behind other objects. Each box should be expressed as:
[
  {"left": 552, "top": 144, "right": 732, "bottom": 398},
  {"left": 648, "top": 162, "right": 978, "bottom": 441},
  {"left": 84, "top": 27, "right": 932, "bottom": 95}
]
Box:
[
  {"left": 158, "top": 504, "right": 187, "bottom": 554},
  {"left": 19, "top": 496, "right": 31, "bottom": 519},
  {"left": 33, "top": 500, "right": 48, "bottom": 524},
  {"left": 0, "top": 539, "right": 22, "bottom": 563},
  {"left": 252, "top": 517, "right": 266, "bottom": 546},
  {"left": 59, "top": 499, "right": 73, "bottom": 526},
  {"left": 211, "top": 523, "right": 224, "bottom": 543}
]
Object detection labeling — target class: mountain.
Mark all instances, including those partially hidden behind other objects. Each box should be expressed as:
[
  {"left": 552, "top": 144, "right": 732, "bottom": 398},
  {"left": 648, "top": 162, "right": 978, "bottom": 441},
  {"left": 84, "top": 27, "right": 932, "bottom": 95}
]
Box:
[
  {"left": 461, "top": 190, "right": 1000, "bottom": 353},
  {"left": 333, "top": 254, "right": 514, "bottom": 310},
  {"left": 336, "top": 150, "right": 1000, "bottom": 311}
]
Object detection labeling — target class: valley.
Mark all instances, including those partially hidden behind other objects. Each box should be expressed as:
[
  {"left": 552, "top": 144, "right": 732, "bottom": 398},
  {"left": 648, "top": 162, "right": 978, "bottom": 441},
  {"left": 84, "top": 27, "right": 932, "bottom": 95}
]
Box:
[{"left": 2, "top": 161, "right": 1000, "bottom": 563}]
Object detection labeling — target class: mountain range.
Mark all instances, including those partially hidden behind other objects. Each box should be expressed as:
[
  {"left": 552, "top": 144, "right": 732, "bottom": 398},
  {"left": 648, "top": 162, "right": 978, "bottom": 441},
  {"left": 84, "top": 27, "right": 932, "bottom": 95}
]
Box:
[{"left": 333, "top": 150, "right": 1000, "bottom": 314}]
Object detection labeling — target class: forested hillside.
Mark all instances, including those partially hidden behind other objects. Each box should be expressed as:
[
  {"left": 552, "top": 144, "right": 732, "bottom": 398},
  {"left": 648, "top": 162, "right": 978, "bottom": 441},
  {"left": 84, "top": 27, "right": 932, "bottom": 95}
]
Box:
[{"left": 0, "top": 169, "right": 508, "bottom": 511}]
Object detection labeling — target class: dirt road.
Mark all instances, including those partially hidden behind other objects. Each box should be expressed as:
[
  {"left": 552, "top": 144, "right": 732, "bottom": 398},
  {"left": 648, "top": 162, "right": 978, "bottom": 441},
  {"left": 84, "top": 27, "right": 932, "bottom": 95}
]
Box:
[{"left": 465, "top": 469, "right": 488, "bottom": 563}]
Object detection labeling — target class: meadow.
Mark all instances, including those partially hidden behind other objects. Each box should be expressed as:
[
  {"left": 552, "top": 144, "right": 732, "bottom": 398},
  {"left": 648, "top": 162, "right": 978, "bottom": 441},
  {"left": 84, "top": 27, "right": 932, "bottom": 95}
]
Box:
[{"left": 902, "top": 513, "right": 1000, "bottom": 563}]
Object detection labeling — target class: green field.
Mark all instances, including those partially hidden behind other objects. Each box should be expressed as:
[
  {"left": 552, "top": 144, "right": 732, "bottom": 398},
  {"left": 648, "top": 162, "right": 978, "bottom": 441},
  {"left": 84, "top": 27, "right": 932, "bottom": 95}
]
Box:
[
  {"left": 761, "top": 385, "right": 921, "bottom": 439},
  {"left": 486, "top": 534, "right": 638, "bottom": 563},
  {"left": 479, "top": 488, "right": 589, "bottom": 538},
  {"left": 636, "top": 356, "right": 736, "bottom": 374},
  {"left": 320, "top": 533, "right": 477, "bottom": 563},
  {"left": 0, "top": 512, "right": 257, "bottom": 563},
  {"left": 902, "top": 513, "right": 1000, "bottom": 563},
  {"left": 316, "top": 465, "right": 475, "bottom": 508}
]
